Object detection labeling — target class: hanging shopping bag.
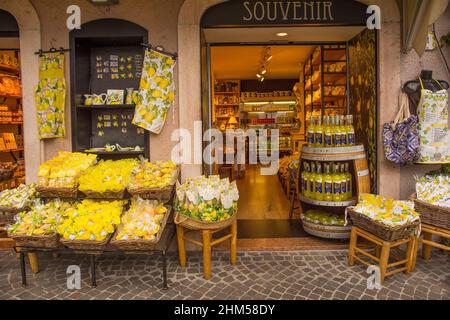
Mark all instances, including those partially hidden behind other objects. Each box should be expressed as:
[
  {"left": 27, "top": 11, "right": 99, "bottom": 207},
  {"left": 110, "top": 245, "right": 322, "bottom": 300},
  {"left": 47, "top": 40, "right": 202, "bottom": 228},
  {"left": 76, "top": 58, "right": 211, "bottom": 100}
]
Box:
[{"left": 382, "top": 92, "right": 420, "bottom": 165}]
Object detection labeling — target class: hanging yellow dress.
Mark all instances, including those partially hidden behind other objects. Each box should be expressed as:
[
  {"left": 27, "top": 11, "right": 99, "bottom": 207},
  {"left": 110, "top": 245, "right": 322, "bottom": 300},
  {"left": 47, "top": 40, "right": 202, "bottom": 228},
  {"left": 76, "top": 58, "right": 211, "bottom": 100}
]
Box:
[
  {"left": 35, "top": 52, "right": 66, "bottom": 139},
  {"left": 132, "top": 49, "right": 175, "bottom": 134}
]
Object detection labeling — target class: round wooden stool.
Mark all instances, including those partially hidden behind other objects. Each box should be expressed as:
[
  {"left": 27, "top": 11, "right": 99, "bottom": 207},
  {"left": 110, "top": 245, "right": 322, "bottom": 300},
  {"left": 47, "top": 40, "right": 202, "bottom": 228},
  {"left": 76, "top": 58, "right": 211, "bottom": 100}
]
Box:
[{"left": 176, "top": 219, "right": 237, "bottom": 280}]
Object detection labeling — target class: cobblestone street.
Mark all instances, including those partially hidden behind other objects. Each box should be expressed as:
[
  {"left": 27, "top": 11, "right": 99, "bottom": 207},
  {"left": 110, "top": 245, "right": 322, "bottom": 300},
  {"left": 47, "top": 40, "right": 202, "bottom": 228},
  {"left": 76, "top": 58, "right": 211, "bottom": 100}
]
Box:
[{"left": 0, "top": 250, "right": 448, "bottom": 300}]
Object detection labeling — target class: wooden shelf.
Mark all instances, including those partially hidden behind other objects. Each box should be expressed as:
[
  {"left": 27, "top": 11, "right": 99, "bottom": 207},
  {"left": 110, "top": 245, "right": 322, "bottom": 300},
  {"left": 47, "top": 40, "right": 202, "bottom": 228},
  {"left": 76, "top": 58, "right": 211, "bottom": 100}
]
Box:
[
  {"left": 0, "top": 64, "right": 20, "bottom": 74},
  {"left": 299, "top": 194, "right": 357, "bottom": 207},
  {"left": 215, "top": 104, "right": 240, "bottom": 107},
  {"left": 241, "top": 96, "right": 296, "bottom": 103},
  {"left": 0, "top": 121, "right": 23, "bottom": 125},
  {"left": 0, "top": 148, "right": 24, "bottom": 153},
  {"left": 0, "top": 94, "right": 21, "bottom": 100},
  {"left": 214, "top": 92, "right": 240, "bottom": 95}
]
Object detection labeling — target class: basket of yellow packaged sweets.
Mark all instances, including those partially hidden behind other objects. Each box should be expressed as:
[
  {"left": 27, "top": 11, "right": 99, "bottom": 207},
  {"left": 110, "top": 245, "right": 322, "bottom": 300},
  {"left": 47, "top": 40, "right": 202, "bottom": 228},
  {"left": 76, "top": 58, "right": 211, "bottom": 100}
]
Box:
[
  {"left": 8, "top": 200, "right": 72, "bottom": 248},
  {"left": 58, "top": 199, "right": 125, "bottom": 252},
  {"left": 174, "top": 176, "right": 239, "bottom": 231},
  {"left": 0, "top": 184, "right": 37, "bottom": 225},
  {"left": 127, "top": 160, "right": 179, "bottom": 203},
  {"left": 37, "top": 152, "right": 97, "bottom": 199},
  {"left": 347, "top": 194, "right": 420, "bottom": 241},
  {"left": 111, "top": 198, "right": 171, "bottom": 251},
  {"left": 78, "top": 159, "right": 139, "bottom": 199}
]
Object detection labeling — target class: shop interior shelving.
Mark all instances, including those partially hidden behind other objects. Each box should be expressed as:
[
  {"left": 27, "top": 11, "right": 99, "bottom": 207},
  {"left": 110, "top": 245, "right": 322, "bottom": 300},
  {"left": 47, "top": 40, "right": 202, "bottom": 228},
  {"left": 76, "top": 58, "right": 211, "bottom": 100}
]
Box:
[
  {"left": 69, "top": 19, "right": 149, "bottom": 160},
  {"left": 0, "top": 50, "right": 25, "bottom": 192},
  {"left": 212, "top": 80, "right": 241, "bottom": 131},
  {"left": 303, "top": 45, "right": 349, "bottom": 135}
]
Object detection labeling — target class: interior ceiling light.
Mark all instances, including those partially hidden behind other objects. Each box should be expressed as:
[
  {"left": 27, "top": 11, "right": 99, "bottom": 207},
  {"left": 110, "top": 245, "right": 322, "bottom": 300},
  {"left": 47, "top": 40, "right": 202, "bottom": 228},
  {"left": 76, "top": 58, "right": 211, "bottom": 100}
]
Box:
[
  {"left": 256, "top": 74, "right": 262, "bottom": 79},
  {"left": 276, "top": 32, "right": 288, "bottom": 37},
  {"left": 261, "top": 68, "right": 267, "bottom": 75}
]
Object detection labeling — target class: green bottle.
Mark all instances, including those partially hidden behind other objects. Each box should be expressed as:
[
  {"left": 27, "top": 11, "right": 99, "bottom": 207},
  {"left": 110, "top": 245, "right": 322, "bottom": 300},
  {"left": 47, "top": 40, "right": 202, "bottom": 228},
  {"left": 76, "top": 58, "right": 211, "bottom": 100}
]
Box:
[
  {"left": 324, "top": 163, "right": 333, "bottom": 201},
  {"left": 315, "top": 163, "right": 324, "bottom": 201}
]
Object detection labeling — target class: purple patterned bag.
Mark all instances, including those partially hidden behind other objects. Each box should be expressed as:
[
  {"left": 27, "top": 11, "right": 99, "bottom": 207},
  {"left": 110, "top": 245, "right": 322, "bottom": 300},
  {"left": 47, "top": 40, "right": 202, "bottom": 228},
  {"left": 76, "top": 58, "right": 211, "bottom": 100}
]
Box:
[{"left": 383, "top": 92, "right": 420, "bottom": 165}]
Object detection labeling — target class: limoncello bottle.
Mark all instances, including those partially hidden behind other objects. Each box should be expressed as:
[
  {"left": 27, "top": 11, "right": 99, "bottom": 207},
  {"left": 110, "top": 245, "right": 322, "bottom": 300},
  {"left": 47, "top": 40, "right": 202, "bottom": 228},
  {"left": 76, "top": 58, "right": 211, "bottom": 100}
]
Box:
[
  {"left": 340, "top": 115, "right": 347, "bottom": 145},
  {"left": 315, "top": 163, "right": 324, "bottom": 201},
  {"left": 324, "top": 116, "right": 333, "bottom": 147},
  {"left": 307, "top": 117, "right": 315, "bottom": 147},
  {"left": 340, "top": 163, "right": 348, "bottom": 201},
  {"left": 309, "top": 162, "right": 316, "bottom": 199},
  {"left": 302, "top": 162, "right": 310, "bottom": 197},
  {"left": 345, "top": 163, "right": 352, "bottom": 199},
  {"left": 347, "top": 115, "right": 355, "bottom": 146},
  {"left": 332, "top": 164, "right": 342, "bottom": 202},
  {"left": 315, "top": 117, "right": 324, "bottom": 147},
  {"left": 324, "top": 163, "right": 333, "bottom": 201},
  {"left": 334, "top": 115, "right": 342, "bottom": 147}
]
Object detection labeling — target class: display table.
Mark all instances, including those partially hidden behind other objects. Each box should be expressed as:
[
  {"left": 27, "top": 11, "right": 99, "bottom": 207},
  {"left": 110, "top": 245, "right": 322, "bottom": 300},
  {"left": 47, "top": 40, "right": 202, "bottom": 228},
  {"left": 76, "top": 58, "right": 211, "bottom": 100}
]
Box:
[{"left": 16, "top": 214, "right": 176, "bottom": 289}]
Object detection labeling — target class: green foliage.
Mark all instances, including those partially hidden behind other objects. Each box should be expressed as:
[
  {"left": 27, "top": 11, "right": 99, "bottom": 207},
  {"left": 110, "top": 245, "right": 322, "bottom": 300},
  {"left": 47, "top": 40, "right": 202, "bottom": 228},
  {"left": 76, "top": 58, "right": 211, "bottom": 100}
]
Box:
[{"left": 441, "top": 31, "right": 450, "bottom": 47}]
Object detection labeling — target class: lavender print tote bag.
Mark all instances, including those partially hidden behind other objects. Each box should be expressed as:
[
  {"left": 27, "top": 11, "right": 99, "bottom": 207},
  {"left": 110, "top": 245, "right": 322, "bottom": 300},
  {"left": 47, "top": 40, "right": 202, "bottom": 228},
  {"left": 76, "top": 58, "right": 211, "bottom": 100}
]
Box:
[{"left": 383, "top": 92, "right": 420, "bottom": 165}]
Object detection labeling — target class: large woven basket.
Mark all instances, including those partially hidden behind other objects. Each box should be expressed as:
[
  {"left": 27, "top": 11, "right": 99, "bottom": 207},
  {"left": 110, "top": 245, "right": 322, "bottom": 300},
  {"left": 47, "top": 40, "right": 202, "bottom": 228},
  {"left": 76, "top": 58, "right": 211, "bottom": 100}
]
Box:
[
  {"left": 174, "top": 210, "right": 237, "bottom": 231},
  {"left": 110, "top": 206, "right": 171, "bottom": 252},
  {"left": 347, "top": 208, "right": 420, "bottom": 241},
  {"left": 9, "top": 232, "right": 60, "bottom": 249},
  {"left": 127, "top": 184, "right": 174, "bottom": 203},
  {"left": 80, "top": 189, "right": 126, "bottom": 200},
  {"left": 60, "top": 233, "right": 113, "bottom": 254},
  {"left": 0, "top": 206, "right": 26, "bottom": 225},
  {"left": 36, "top": 186, "right": 78, "bottom": 199},
  {"left": 411, "top": 194, "right": 450, "bottom": 230}
]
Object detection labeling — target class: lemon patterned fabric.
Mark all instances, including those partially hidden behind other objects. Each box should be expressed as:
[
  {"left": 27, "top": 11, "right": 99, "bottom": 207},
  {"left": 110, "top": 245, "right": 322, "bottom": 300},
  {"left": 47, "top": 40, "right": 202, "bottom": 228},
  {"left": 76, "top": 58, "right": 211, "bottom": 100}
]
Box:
[
  {"left": 133, "top": 49, "right": 175, "bottom": 134},
  {"left": 35, "top": 52, "right": 66, "bottom": 139}
]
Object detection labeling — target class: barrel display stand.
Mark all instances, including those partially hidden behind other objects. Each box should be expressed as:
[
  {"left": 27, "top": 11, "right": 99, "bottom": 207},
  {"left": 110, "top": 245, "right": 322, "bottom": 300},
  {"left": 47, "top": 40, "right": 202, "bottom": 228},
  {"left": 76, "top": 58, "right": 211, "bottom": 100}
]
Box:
[{"left": 292, "top": 145, "right": 371, "bottom": 239}]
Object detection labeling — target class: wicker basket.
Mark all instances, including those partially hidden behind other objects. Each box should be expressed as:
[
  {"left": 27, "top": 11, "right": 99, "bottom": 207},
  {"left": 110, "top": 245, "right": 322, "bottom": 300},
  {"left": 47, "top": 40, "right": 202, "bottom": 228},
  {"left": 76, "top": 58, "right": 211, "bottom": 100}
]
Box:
[
  {"left": 36, "top": 185, "right": 78, "bottom": 199},
  {"left": 80, "top": 189, "right": 126, "bottom": 200},
  {"left": 174, "top": 210, "right": 237, "bottom": 231},
  {"left": 0, "top": 206, "right": 27, "bottom": 225},
  {"left": 60, "top": 233, "right": 113, "bottom": 253},
  {"left": 127, "top": 184, "right": 174, "bottom": 203},
  {"left": 411, "top": 194, "right": 450, "bottom": 230},
  {"left": 347, "top": 208, "right": 420, "bottom": 241},
  {"left": 110, "top": 206, "right": 171, "bottom": 251},
  {"left": 9, "top": 232, "right": 60, "bottom": 249}
]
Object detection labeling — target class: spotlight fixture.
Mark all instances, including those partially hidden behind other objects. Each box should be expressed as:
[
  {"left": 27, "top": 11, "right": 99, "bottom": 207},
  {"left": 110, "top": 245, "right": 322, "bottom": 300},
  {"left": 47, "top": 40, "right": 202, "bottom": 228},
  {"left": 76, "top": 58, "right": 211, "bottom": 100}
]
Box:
[
  {"left": 260, "top": 77, "right": 265, "bottom": 82},
  {"left": 276, "top": 32, "right": 288, "bottom": 37},
  {"left": 261, "top": 68, "right": 267, "bottom": 75},
  {"left": 256, "top": 74, "right": 262, "bottom": 79}
]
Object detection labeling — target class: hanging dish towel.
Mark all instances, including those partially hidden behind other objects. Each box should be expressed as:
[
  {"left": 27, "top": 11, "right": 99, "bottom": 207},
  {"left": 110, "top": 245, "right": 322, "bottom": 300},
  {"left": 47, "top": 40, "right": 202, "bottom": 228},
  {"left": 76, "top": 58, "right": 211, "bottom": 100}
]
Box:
[
  {"left": 133, "top": 49, "right": 176, "bottom": 134},
  {"left": 416, "top": 78, "right": 450, "bottom": 164},
  {"left": 383, "top": 91, "right": 420, "bottom": 165},
  {"left": 35, "top": 52, "right": 66, "bottom": 139}
]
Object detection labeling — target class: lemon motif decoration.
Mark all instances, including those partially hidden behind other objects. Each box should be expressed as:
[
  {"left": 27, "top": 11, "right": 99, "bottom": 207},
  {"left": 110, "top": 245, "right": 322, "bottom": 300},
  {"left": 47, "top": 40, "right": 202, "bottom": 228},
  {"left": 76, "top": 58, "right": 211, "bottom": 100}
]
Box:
[
  {"left": 133, "top": 49, "right": 176, "bottom": 134},
  {"left": 35, "top": 52, "right": 66, "bottom": 139}
]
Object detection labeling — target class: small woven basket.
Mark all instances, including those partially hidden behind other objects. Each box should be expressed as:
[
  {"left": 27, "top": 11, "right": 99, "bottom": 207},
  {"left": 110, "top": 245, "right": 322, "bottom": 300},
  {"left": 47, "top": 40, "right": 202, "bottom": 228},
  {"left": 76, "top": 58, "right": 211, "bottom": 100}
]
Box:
[
  {"left": 127, "top": 184, "right": 174, "bottom": 203},
  {"left": 174, "top": 210, "right": 237, "bottom": 231},
  {"left": 0, "top": 206, "right": 26, "bottom": 225},
  {"left": 36, "top": 186, "right": 78, "bottom": 199},
  {"left": 9, "top": 232, "right": 61, "bottom": 249},
  {"left": 347, "top": 208, "right": 420, "bottom": 241},
  {"left": 80, "top": 189, "right": 126, "bottom": 200},
  {"left": 60, "top": 233, "right": 113, "bottom": 254},
  {"left": 110, "top": 206, "right": 171, "bottom": 252},
  {"left": 411, "top": 194, "right": 450, "bottom": 230}
]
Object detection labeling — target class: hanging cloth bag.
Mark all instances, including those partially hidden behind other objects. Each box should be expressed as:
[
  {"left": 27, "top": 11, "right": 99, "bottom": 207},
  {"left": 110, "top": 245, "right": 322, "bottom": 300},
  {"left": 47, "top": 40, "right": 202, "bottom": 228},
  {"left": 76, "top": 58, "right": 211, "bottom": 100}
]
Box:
[
  {"left": 416, "top": 78, "right": 450, "bottom": 164},
  {"left": 133, "top": 49, "right": 176, "bottom": 134},
  {"left": 35, "top": 52, "right": 66, "bottom": 139},
  {"left": 382, "top": 91, "right": 420, "bottom": 165}
]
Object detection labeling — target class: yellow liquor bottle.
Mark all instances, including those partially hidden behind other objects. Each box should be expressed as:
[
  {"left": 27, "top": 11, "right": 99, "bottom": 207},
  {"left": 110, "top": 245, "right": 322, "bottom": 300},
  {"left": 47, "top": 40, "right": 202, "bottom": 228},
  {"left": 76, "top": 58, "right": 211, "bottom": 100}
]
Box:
[
  {"left": 315, "top": 117, "right": 324, "bottom": 147},
  {"left": 340, "top": 115, "right": 348, "bottom": 145},
  {"left": 347, "top": 115, "right": 355, "bottom": 146},
  {"left": 334, "top": 115, "right": 342, "bottom": 147},
  {"left": 324, "top": 163, "right": 333, "bottom": 201},
  {"left": 345, "top": 163, "right": 353, "bottom": 199},
  {"left": 332, "top": 164, "right": 342, "bottom": 202},
  {"left": 323, "top": 116, "right": 333, "bottom": 148},
  {"left": 301, "top": 162, "right": 310, "bottom": 198},
  {"left": 340, "top": 163, "right": 348, "bottom": 201},
  {"left": 309, "top": 162, "right": 316, "bottom": 199},
  {"left": 315, "top": 163, "right": 324, "bottom": 201},
  {"left": 307, "top": 117, "right": 316, "bottom": 147}
]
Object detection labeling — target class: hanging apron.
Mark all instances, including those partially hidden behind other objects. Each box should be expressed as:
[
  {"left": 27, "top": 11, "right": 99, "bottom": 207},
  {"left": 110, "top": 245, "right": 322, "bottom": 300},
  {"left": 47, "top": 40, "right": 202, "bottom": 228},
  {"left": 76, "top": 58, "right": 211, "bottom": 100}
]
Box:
[
  {"left": 132, "top": 49, "right": 176, "bottom": 134},
  {"left": 35, "top": 52, "right": 66, "bottom": 139},
  {"left": 416, "top": 78, "right": 450, "bottom": 164}
]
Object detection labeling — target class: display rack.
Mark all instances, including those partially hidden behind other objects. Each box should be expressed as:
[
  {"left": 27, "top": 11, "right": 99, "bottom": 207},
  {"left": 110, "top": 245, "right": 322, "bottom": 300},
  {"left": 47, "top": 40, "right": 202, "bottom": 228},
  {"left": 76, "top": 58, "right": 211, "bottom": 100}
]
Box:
[
  {"left": 212, "top": 79, "right": 241, "bottom": 131},
  {"left": 291, "top": 144, "right": 371, "bottom": 239},
  {"left": 0, "top": 50, "right": 25, "bottom": 191},
  {"left": 303, "top": 45, "right": 349, "bottom": 135}
]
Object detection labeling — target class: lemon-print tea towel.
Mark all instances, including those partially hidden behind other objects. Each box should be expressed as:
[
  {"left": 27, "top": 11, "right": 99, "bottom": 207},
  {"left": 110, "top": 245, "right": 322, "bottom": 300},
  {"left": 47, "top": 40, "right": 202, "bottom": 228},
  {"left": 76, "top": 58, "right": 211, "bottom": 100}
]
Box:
[
  {"left": 133, "top": 49, "right": 175, "bottom": 134},
  {"left": 35, "top": 52, "right": 66, "bottom": 139}
]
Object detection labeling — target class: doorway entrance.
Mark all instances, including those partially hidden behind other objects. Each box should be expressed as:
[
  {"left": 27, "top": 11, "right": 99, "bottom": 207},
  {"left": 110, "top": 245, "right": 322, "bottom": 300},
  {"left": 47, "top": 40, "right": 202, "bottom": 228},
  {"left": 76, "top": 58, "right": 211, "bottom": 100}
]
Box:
[{"left": 199, "top": 1, "right": 378, "bottom": 248}]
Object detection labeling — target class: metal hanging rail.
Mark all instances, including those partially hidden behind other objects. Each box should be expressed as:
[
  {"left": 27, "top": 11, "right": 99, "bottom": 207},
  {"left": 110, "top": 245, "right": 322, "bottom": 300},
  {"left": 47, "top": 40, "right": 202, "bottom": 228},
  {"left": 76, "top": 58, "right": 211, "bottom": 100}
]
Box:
[
  {"left": 34, "top": 47, "right": 70, "bottom": 56},
  {"left": 141, "top": 43, "right": 178, "bottom": 60}
]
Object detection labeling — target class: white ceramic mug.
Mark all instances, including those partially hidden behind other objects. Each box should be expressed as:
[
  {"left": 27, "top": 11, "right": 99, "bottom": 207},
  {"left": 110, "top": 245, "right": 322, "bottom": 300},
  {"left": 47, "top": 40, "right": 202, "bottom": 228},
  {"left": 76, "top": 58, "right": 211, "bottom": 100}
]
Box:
[{"left": 93, "top": 93, "right": 108, "bottom": 105}]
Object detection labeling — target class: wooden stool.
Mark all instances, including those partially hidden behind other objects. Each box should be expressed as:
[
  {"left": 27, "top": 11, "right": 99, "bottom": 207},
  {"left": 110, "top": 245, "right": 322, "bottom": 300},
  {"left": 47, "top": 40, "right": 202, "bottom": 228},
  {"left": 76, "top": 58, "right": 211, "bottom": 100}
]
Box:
[
  {"left": 411, "top": 224, "right": 450, "bottom": 271},
  {"left": 348, "top": 226, "right": 417, "bottom": 283},
  {"left": 176, "top": 219, "right": 237, "bottom": 280}
]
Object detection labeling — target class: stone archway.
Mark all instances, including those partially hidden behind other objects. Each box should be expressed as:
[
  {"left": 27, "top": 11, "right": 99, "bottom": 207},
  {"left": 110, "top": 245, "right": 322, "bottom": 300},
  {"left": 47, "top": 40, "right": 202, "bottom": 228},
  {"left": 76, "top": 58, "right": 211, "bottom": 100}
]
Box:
[
  {"left": 0, "top": 0, "right": 41, "bottom": 184},
  {"left": 177, "top": 0, "right": 402, "bottom": 197}
]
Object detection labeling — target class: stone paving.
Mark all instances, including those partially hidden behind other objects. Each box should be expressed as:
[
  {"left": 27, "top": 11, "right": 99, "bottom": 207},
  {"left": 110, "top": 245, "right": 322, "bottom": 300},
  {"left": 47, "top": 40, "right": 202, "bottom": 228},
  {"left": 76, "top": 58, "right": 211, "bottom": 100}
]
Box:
[{"left": 0, "top": 249, "right": 449, "bottom": 300}]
